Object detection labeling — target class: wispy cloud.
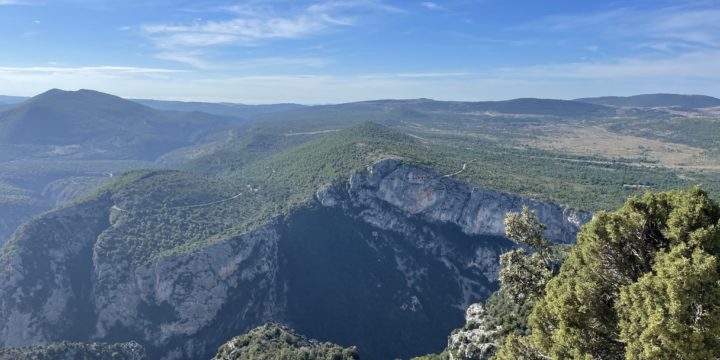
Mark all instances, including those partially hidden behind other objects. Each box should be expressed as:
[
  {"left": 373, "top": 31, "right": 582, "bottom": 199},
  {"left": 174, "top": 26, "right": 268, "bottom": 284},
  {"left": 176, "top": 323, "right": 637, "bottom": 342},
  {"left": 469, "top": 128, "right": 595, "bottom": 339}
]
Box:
[
  {"left": 519, "top": 3, "right": 720, "bottom": 50},
  {"left": 154, "top": 51, "right": 213, "bottom": 69},
  {"left": 142, "top": 1, "right": 401, "bottom": 48},
  {"left": 0, "top": 66, "right": 185, "bottom": 75},
  {"left": 359, "top": 71, "right": 471, "bottom": 79},
  {"left": 140, "top": 1, "right": 401, "bottom": 68},
  {"left": 420, "top": 2, "right": 444, "bottom": 11},
  {"left": 490, "top": 51, "right": 720, "bottom": 80}
]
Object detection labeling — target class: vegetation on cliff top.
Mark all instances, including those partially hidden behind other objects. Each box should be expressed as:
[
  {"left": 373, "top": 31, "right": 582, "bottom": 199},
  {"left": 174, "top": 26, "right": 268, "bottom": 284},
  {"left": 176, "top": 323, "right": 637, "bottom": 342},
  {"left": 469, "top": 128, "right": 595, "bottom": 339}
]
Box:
[
  {"left": 0, "top": 341, "right": 148, "bottom": 360},
  {"left": 212, "top": 323, "right": 359, "bottom": 360},
  {"left": 71, "top": 121, "right": 720, "bottom": 266}
]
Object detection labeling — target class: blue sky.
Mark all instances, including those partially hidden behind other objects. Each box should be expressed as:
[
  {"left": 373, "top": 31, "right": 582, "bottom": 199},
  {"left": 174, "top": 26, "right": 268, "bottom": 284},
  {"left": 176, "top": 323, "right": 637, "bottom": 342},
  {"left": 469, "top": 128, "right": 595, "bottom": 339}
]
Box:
[{"left": 1, "top": 0, "right": 719, "bottom": 103}]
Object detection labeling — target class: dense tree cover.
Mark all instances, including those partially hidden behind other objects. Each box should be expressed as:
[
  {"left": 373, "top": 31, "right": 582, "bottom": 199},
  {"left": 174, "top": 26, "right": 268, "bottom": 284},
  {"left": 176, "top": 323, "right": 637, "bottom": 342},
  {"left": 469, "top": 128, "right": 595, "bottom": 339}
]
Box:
[
  {"left": 212, "top": 324, "right": 359, "bottom": 360},
  {"left": 0, "top": 341, "right": 148, "bottom": 360},
  {"left": 493, "top": 187, "right": 720, "bottom": 359},
  {"left": 412, "top": 352, "right": 450, "bottom": 360},
  {"left": 616, "top": 243, "right": 720, "bottom": 359},
  {"left": 70, "top": 123, "right": 720, "bottom": 267}
]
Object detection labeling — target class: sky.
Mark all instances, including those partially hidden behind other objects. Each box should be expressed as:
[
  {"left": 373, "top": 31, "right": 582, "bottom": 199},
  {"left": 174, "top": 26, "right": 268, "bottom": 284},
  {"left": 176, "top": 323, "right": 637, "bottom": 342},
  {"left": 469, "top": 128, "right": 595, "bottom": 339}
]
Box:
[{"left": 1, "top": 0, "right": 719, "bottom": 103}]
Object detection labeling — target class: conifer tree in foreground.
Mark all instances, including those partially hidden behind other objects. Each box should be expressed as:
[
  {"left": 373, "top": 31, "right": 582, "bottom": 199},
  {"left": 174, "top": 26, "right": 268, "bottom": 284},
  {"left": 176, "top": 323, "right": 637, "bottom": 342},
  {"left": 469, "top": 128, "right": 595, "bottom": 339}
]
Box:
[{"left": 495, "top": 187, "right": 720, "bottom": 359}]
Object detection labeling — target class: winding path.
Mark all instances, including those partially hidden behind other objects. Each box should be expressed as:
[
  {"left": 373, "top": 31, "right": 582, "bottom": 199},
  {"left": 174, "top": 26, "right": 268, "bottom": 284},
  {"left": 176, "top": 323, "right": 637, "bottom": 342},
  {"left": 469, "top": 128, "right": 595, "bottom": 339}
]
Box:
[{"left": 440, "top": 159, "right": 476, "bottom": 178}]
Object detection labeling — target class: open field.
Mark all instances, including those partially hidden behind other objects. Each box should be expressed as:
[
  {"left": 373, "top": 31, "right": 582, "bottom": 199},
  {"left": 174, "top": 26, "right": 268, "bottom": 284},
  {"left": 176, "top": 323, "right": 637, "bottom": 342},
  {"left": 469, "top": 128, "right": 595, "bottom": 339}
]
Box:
[{"left": 523, "top": 125, "right": 720, "bottom": 170}]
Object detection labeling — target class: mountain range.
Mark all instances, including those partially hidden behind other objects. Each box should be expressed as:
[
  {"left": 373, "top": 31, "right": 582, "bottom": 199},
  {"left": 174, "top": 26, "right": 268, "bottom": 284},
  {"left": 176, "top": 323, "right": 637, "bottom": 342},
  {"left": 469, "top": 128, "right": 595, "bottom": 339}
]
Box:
[
  {"left": 0, "top": 89, "right": 719, "bottom": 358},
  {"left": 575, "top": 93, "right": 720, "bottom": 108}
]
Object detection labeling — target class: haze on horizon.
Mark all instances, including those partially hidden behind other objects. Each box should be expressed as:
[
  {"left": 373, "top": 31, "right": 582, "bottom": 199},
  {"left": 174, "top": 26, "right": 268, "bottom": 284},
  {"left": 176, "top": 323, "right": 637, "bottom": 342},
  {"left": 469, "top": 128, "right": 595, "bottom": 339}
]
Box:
[{"left": 1, "top": 0, "right": 719, "bottom": 104}]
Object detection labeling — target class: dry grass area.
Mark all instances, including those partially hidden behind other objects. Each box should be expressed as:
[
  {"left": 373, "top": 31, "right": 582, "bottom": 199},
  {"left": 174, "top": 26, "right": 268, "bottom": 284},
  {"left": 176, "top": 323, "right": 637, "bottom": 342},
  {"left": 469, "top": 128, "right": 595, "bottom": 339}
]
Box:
[
  {"left": 525, "top": 125, "right": 720, "bottom": 170},
  {"left": 700, "top": 107, "right": 720, "bottom": 117}
]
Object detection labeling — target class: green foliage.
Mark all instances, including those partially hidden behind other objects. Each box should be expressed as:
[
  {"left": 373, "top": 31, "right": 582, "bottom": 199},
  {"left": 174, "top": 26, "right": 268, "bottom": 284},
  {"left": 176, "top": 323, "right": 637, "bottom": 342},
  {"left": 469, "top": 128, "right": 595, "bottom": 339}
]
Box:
[
  {"left": 484, "top": 289, "right": 534, "bottom": 339},
  {"left": 616, "top": 243, "right": 720, "bottom": 359},
  {"left": 485, "top": 246, "right": 573, "bottom": 343},
  {"left": 504, "top": 206, "right": 551, "bottom": 252},
  {"left": 493, "top": 334, "right": 544, "bottom": 360},
  {"left": 499, "top": 207, "right": 554, "bottom": 305},
  {"left": 212, "top": 323, "right": 359, "bottom": 360},
  {"left": 63, "top": 122, "right": 720, "bottom": 268},
  {"left": 0, "top": 181, "right": 45, "bottom": 207},
  {"left": 0, "top": 341, "right": 148, "bottom": 360},
  {"left": 498, "top": 249, "right": 552, "bottom": 305},
  {"left": 525, "top": 187, "right": 720, "bottom": 359},
  {"left": 411, "top": 352, "right": 450, "bottom": 360},
  {"left": 487, "top": 213, "right": 570, "bottom": 359}
]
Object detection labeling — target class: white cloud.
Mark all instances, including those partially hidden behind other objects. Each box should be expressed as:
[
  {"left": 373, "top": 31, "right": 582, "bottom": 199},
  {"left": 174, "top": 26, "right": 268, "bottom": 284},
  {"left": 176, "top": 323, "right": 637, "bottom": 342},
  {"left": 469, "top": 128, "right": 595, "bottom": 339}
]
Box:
[
  {"left": 140, "top": 1, "right": 403, "bottom": 68},
  {"left": 359, "top": 72, "right": 471, "bottom": 79},
  {"left": 520, "top": 3, "right": 720, "bottom": 50},
  {"left": 143, "top": 0, "right": 399, "bottom": 48},
  {"left": 420, "top": 2, "right": 444, "bottom": 11},
  {"left": 0, "top": 66, "right": 185, "bottom": 74}
]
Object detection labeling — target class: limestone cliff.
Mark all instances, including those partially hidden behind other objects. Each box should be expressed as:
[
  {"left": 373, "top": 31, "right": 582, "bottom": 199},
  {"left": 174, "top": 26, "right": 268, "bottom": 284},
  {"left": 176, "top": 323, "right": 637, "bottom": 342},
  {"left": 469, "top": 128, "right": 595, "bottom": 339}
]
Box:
[{"left": 0, "top": 159, "right": 589, "bottom": 359}]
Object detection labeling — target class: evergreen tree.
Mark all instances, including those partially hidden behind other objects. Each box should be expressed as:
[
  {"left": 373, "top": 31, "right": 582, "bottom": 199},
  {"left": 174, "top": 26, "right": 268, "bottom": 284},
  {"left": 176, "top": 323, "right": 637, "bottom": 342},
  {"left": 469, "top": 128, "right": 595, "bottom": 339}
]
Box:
[
  {"left": 499, "top": 206, "right": 554, "bottom": 303},
  {"left": 617, "top": 243, "right": 720, "bottom": 359},
  {"left": 526, "top": 187, "right": 720, "bottom": 359}
]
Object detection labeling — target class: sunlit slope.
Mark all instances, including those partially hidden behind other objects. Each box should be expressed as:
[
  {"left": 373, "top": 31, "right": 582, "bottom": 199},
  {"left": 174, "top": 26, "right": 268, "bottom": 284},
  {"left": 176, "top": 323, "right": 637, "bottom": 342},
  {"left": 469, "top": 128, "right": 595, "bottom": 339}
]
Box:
[{"left": 56, "top": 121, "right": 715, "bottom": 266}]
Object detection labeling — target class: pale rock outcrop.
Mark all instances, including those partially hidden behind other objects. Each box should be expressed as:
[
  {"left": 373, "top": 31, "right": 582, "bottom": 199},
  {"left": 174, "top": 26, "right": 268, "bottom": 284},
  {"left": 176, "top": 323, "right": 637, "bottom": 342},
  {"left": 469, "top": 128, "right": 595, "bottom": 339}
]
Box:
[
  {"left": 447, "top": 304, "right": 498, "bottom": 360},
  {"left": 318, "top": 158, "right": 588, "bottom": 244}
]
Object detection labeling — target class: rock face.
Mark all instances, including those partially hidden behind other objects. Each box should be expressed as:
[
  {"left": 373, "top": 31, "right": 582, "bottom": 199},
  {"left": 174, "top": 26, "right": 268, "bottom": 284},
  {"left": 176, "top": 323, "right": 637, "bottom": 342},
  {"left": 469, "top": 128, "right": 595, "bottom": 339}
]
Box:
[
  {"left": 0, "top": 159, "right": 589, "bottom": 359},
  {"left": 446, "top": 304, "right": 497, "bottom": 360},
  {"left": 318, "top": 159, "right": 588, "bottom": 244}
]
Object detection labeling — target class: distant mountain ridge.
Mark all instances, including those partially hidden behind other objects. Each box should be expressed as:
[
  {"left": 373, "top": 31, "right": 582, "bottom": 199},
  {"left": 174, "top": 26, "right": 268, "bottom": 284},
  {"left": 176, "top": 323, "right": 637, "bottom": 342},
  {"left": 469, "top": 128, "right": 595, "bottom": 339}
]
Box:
[
  {"left": 575, "top": 93, "right": 720, "bottom": 108},
  {"left": 0, "top": 89, "right": 233, "bottom": 159},
  {"left": 357, "top": 97, "right": 612, "bottom": 115},
  {"left": 0, "top": 95, "right": 28, "bottom": 112},
  {"left": 132, "top": 98, "right": 305, "bottom": 118},
  {"left": 283, "top": 97, "right": 614, "bottom": 117},
  {"left": 0, "top": 95, "right": 28, "bottom": 105},
  {"left": 4, "top": 91, "right": 720, "bottom": 111}
]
